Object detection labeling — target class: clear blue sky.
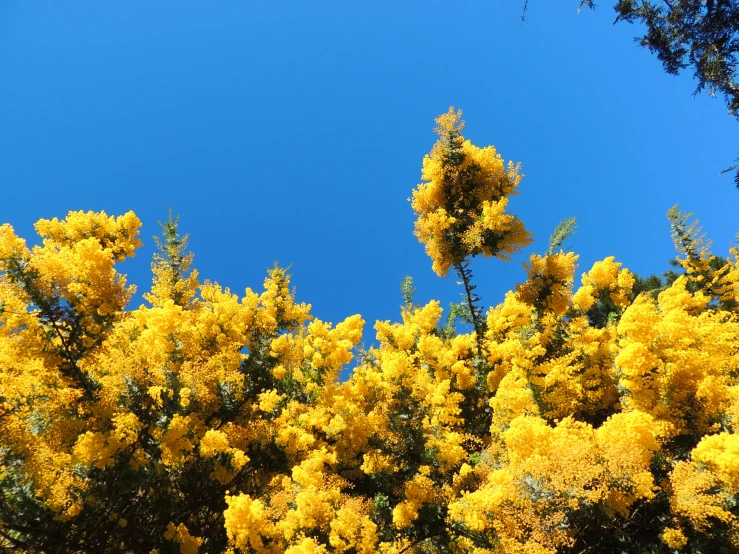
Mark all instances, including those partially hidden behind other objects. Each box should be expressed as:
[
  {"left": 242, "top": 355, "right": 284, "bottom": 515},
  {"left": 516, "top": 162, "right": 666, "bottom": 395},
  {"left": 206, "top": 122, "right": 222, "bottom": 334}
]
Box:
[{"left": 1, "top": 1, "right": 737, "bottom": 339}]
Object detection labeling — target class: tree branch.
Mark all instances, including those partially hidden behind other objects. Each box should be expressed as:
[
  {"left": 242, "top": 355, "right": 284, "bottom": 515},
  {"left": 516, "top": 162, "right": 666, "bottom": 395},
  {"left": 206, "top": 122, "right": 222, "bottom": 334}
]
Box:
[{"left": 454, "top": 260, "right": 486, "bottom": 358}]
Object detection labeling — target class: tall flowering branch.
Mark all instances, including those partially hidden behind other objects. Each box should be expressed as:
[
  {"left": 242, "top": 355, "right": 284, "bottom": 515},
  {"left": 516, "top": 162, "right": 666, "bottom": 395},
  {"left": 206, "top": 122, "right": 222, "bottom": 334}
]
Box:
[{"left": 411, "top": 107, "right": 533, "bottom": 355}]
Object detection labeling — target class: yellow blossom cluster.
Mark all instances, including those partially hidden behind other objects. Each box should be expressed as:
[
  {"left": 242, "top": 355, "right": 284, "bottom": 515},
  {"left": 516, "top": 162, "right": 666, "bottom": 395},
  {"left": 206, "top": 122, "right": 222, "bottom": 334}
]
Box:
[
  {"left": 411, "top": 107, "right": 533, "bottom": 276},
  {"left": 571, "top": 256, "right": 635, "bottom": 312},
  {"left": 516, "top": 252, "right": 578, "bottom": 316}
]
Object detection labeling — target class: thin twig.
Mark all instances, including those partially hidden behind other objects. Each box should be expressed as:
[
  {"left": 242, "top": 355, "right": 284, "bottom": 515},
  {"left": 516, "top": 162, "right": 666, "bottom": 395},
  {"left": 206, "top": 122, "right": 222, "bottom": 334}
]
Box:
[{"left": 399, "top": 534, "right": 443, "bottom": 554}]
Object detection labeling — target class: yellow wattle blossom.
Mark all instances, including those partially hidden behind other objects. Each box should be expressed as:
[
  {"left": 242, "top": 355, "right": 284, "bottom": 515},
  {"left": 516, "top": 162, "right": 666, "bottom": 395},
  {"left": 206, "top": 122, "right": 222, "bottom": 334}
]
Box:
[
  {"left": 615, "top": 276, "right": 739, "bottom": 437},
  {"left": 199, "top": 429, "right": 231, "bottom": 457},
  {"left": 258, "top": 389, "right": 283, "bottom": 413},
  {"left": 160, "top": 414, "right": 203, "bottom": 468},
  {"left": 164, "top": 522, "right": 204, "bottom": 554},
  {"left": 329, "top": 501, "right": 378, "bottom": 554},
  {"left": 669, "top": 460, "right": 739, "bottom": 542},
  {"left": 411, "top": 107, "right": 532, "bottom": 277},
  {"left": 573, "top": 256, "right": 634, "bottom": 311},
  {"left": 661, "top": 527, "right": 688, "bottom": 549},
  {"left": 224, "top": 494, "right": 275, "bottom": 551},
  {"left": 392, "top": 470, "right": 436, "bottom": 528},
  {"left": 179, "top": 387, "right": 192, "bottom": 408},
  {"left": 516, "top": 252, "right": 578, "bottom": 316},
  {"left": 73, "top": 431, "right": 118, "bottom": 469},
  {"left": 691, "top": 432, "right": 739, "bottom": 489}
]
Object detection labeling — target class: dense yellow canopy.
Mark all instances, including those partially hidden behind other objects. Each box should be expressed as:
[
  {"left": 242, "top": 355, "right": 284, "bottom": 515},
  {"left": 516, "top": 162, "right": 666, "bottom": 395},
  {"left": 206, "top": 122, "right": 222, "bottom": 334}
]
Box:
[{"left": 2, "top": 113, "right": 739, "bottom": 553}]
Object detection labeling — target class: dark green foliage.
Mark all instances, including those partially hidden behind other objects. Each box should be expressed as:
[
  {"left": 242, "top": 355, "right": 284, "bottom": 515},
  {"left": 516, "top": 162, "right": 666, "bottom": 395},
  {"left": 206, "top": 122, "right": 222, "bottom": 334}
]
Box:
[
  {"left": 583, "top": 0, "right": 739, "bottom": 187},
  {"left": 523, "top": 0, "right": 739, "bottom": 187},
  {"left": 605, "top": 0, "right": 739, "bottom": 118}
]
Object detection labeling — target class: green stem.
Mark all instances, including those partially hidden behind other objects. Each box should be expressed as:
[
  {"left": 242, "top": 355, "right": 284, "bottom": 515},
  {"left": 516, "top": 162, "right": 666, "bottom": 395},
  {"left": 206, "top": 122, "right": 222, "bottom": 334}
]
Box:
[{"left": 454, "top": 260, "right": 486, "bottom": 358}]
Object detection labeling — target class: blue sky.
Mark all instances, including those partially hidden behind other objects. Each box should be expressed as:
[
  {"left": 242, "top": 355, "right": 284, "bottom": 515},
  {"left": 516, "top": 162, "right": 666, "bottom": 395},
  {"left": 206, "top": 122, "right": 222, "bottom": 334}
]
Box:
[{"left": 1, "top": 1, "right": 737, "bottom": 341}]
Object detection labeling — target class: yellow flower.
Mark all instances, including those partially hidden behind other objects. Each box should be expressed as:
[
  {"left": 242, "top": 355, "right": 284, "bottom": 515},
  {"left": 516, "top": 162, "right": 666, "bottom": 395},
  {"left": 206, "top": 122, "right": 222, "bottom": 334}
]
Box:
[{"left": 411, "top": 108, "right": 532, "bottom": 276}]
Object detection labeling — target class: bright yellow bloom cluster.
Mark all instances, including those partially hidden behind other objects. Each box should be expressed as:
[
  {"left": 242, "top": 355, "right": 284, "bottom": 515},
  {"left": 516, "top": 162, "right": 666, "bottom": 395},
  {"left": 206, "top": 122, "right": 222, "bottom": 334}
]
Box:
[
  {"left": 411, "top": 107, "right": 533, "bottom": 276},
  {"left": 572, "top": 256, "right": 635, "bottom": 311},
  {"left": 164, "top": 522, "right": 204, "bottom": 554},
  {"left": 392, "top": 468, "right": 436, "bottom": 528},
  {"left": 615, "top": 276, "right": 739, "bottom": 437},
  {"left": 516, "top": 252, "right": 578, "bottom": 316}
]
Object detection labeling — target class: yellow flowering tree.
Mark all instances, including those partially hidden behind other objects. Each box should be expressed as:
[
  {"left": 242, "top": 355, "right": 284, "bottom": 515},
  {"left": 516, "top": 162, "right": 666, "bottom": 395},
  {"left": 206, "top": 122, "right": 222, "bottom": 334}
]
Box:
[{"left": 2, "top": 110, "right": 739, "bottom": 554}]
